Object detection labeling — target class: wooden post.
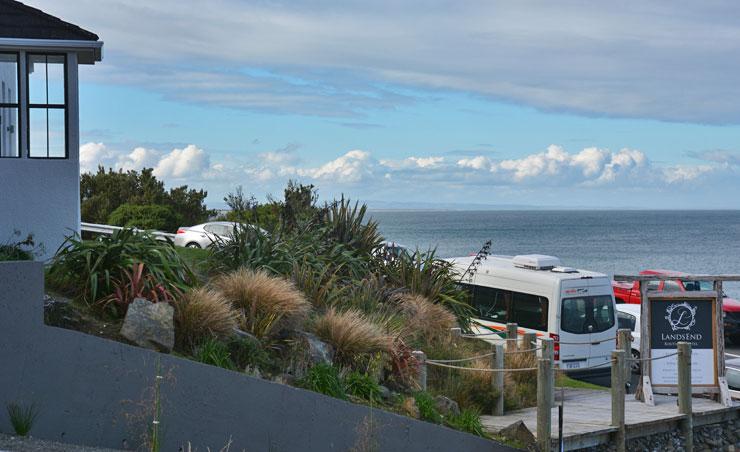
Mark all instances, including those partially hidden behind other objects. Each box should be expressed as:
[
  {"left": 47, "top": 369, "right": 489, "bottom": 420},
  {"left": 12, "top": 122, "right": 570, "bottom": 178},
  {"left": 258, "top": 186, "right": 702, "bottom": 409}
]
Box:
[
  {"left": 506, "top": 323, "right": 518, "bottom": 352},
  {"left": 611, "top": 350, "right": 626, "bottom": 452},
  {"left": 540, "top": 338, "right": 554, "bottom": 407},
  {"left": 678, "top": 342, "right": 693, "bottom": 452},
  {"left": 522, "top": 332, "right": 536, "bottom": 357},
  {"left": 492, "top": 343, "right": 504, "bottom": 416},
  {"left": 639, "top": 281, "right": 654, "bottom": 405},
  {"left": 617, "top": 329, "right": 632, "bottom": 390},
  {"left": 450, "top": 327, "right": 462, "bottom": 340},
  {"left": 537, "top": 354, "right": 553, "bottom": 452},
  {"left": 412, "top": 350, "right": 427, "bottom": 392}
]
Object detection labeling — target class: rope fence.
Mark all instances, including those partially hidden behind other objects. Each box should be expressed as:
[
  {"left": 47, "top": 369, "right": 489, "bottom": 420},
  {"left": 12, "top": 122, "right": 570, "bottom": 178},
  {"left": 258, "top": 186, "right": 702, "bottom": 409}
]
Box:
[{"left": 425, "top": 360, "right": 538, "bottom": 372}]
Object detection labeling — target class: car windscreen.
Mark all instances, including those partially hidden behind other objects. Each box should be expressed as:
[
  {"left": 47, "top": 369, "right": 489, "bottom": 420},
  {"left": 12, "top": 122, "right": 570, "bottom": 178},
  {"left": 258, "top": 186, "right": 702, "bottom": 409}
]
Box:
[{"left": 561, "top": 295, "right": 615, "bottom": 334}]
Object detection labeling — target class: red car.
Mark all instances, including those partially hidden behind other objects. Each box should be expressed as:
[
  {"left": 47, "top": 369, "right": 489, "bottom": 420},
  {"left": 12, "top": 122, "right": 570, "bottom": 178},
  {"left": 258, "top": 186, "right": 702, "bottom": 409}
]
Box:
[{"left": 612, "top": 269, "right": 740, "bottom": 342}]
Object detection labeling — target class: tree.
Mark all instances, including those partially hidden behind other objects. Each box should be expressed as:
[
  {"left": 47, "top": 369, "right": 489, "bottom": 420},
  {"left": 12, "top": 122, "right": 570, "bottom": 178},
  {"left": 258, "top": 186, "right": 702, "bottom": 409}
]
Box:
[{"left": 80, "top": 166, "right": 214, "bottom": 231}]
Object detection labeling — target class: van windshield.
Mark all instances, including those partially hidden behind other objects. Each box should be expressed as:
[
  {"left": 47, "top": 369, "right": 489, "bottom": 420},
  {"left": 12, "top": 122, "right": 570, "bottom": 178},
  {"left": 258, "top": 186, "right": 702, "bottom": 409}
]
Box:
[{"left": 561, "top": 295, "right": 615, "bottom": 334}]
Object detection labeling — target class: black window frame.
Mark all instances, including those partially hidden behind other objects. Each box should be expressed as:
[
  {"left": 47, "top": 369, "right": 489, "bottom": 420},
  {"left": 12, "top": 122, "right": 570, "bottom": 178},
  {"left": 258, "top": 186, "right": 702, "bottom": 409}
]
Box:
[
  {"left": 26, "top": 53, "right": 68, "bottom": 159},
  {"left": 0, "top": 51, "right": 21, "bottom": 159}
]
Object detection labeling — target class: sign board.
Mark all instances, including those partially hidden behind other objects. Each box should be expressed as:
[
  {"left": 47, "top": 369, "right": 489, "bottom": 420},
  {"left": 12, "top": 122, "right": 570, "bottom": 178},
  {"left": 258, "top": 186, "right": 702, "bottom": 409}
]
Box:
[{"left": 649, "top": 297, "right": 716, "bottom": 387}]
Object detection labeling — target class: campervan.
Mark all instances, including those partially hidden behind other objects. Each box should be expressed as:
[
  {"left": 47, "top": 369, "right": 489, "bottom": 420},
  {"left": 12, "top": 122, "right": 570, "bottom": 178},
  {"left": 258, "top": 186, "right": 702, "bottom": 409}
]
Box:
[{"left": 449, "top": 254, "right": 617, "bottom": 376}]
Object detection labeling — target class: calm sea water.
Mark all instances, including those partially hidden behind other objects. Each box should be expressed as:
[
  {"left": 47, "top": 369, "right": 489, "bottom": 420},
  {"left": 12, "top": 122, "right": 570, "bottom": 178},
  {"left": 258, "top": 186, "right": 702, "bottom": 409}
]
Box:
[{"left": 370, "top": 210, "right": 740, "bottom": 297}]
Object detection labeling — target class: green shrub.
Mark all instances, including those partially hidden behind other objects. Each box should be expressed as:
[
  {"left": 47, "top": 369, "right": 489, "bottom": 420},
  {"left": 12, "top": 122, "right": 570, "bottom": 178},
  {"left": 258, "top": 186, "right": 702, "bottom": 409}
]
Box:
[
  {"left": 228, "top": 337, "right": 279, "bottom": 375},
  {"left": 414, "top": 391, "right": 442, "bottom": 424},
  {"left": 320, "top": 197, "right": 383, "bottom": 257},
  {"left": 384, "top": 249, "right": 472, "bottom": 328},
  {"left": 344, "top": 371, "right": 382, "bottom": 402},
  {"left": 446, "top": 408, "right": 486, "bottom": 437},
  {"left": 194, "top": 338, "right": 235, "bottom": 371},
  {"left": 6, "top": 402, "right": 40, "bottom": 436},
  {"left": 0, "top": 231, "right": 39, "bottom": 261},
  {"left": 299, "top": 363, "right": 346, "bottom": 399},
  {"left": 108, "top": 203, "right": 180, "bottom": 232},
  {"left": 47, "top": 229, "right": 195, "bottom": 305}
]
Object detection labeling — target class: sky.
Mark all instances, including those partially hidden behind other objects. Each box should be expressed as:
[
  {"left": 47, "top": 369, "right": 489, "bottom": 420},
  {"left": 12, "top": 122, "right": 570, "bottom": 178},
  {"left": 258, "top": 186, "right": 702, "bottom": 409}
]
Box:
[{"left": 30, "top": 0, "right": 740, "bottom": 209}]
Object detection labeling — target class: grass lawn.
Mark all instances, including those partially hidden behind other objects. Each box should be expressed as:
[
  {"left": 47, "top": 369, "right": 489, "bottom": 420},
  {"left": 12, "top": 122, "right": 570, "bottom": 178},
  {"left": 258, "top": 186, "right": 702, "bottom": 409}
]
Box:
[
  {"left": 175, "top": 246, "right": 211, "bottom": 279},
  {"left": 556, "top": 374, "right": 608, "bottom": 390}
]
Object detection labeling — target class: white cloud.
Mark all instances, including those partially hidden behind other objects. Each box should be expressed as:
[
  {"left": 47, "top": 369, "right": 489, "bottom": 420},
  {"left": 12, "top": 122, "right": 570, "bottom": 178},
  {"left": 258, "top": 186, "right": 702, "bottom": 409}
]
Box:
[
  {"left": 152, "top": 145, "right": 210, "bottom": 179},
  {"left": 79, "top": 141, "right": 738, "bottom": 207}
]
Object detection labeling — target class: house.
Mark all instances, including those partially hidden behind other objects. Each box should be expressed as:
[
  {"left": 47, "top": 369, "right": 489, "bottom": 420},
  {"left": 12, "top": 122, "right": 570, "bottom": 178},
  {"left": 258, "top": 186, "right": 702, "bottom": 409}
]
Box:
[{"left": 0, "top": 0, "right": 102, "bottom": 259}]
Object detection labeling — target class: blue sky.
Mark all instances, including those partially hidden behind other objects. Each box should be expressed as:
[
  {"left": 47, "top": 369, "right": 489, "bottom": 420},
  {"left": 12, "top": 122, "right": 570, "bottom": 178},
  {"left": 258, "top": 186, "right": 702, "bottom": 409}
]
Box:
[{"left": 33, "top": 1, "right": 740, "bottom": 208}]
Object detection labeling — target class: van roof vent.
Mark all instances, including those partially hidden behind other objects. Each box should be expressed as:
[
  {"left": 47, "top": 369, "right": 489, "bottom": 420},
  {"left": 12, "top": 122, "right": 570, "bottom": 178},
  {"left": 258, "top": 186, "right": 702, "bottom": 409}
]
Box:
[
  {"left": 512, "top": 254, "right": 562, "bottom": 270},
  {"left": 551, "top": 266, "right": 578, "bottom": 273}
]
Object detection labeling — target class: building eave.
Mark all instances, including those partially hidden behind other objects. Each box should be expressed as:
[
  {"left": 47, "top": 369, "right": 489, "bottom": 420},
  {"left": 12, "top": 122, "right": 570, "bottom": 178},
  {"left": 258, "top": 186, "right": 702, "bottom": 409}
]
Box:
[{"left": 0, "top": 38, "right": 103, "bottom": 64}]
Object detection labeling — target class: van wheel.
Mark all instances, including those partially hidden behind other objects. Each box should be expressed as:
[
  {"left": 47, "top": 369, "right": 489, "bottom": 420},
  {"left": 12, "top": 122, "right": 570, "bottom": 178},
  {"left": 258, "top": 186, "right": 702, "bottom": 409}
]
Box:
[
  {"left": 186, "top": 242, "right": 201, "bottom": 249},
  {"left": 631, "top": 350, "right": 641, "bottom": 374}
]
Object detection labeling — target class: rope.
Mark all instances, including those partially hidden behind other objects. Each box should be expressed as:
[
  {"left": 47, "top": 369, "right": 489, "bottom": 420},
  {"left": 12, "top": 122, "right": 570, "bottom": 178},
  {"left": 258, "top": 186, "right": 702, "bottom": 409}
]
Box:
[
  {"left": 427, "top": 352, "right": 495, "bottom": 363},
  {"left": 505, "top": 346, "right": 543, "bottom": 354},
  {"left": 425, "top": 360, "right": 538, "bottom": 372},
  {"left": 627, "top": 352, "right": 679, "bottom": 362},
  {"left": 539, "top": 336, "right": 617, "bottom": 345}
]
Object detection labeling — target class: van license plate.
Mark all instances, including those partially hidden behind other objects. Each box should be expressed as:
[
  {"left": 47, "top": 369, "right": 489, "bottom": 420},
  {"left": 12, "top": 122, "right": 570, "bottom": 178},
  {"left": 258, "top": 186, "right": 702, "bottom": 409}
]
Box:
[{"left": 565, "top": 362, "right": 581, "bottom": 369}]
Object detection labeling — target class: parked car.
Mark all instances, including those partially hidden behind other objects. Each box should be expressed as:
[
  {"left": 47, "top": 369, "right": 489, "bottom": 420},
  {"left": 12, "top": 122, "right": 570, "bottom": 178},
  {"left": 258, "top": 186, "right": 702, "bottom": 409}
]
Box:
[
  {"left": 616, "top": 304, "right": 642, "bottom": 374},
  {"left": 726, "top": 357, "right": 740, "bottom": 390},
  {"left": 174, "top": 221, "right": 263, "bottom": 248},
  {"left": 612, "top": 269, "right": 740, "bottom": 342}
]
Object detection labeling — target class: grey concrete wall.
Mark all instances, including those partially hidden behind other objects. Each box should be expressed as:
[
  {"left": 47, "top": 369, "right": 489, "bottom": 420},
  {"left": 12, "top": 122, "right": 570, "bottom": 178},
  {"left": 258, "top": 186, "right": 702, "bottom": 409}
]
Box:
[
  {"left": 0, "top": 262, "right": 513, "bottom": 451},
  {"left": 0, "top": 50, "right": 80, "bottom": 261}
]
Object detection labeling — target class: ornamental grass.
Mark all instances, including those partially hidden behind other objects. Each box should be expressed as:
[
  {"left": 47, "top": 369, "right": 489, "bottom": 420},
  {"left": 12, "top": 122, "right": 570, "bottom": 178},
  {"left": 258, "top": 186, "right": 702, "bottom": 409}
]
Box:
[
  {"left": 214, "top": 267, "right": 311, "bottom": 339},
  {"left": 174, "top": 287, "right": 239, "bottom": 350}
]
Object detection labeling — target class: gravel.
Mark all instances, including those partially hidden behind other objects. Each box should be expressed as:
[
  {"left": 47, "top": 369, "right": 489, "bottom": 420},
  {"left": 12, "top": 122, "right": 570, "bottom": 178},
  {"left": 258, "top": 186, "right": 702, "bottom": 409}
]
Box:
[{"left": 0, "top": 434, "right": 124, "bottom": 452}]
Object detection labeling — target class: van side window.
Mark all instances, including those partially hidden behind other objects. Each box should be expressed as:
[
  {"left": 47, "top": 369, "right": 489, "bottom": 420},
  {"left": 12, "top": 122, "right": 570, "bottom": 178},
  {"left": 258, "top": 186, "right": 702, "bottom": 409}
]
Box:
[{"left": 460, "top": 283, "right": 548, "bottom": 331}]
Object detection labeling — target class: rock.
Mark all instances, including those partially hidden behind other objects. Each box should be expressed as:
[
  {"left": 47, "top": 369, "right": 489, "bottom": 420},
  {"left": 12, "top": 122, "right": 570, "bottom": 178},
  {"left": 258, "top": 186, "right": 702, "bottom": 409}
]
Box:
[
  {"left": 498, "top": 420, "right": 536, "bottom": 449},
  {"left": 44, "top": 294, "right": 83, "bottom": 329},
  {"left": 120, "top": 298, "right": 174, "bottom": 352},
  {"left": 401, "top": 397, "right": 420, "bottom": 419},
  {"left": 434, "top": 395, "right": 460, "bottom": 416},
  {"left": 378, "top": 385, "right": 392, "bottom": 401},
  {"left": 296, "top": 331, "right": 334, "bottom": 366}
]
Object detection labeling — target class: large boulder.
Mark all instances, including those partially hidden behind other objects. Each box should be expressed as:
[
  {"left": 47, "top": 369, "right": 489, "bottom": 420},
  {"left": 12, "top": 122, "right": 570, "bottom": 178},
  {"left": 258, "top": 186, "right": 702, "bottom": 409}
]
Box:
[
  {"left": 297, "top": 331, "right": 334, "bottom": 366},
  {"left": 499, "top": 420, "right": 536, "bottom": 449},
  {"left": 434, "top": 395, "right": 460, "bottom": 417},
  {"left": 120, "top": 298, "right": 174, "bottom": 352}
]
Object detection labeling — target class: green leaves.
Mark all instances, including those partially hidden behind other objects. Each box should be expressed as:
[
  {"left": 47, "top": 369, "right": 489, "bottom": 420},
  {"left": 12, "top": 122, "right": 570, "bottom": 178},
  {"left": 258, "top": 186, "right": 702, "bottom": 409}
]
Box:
[{"left": 47, "top": 229, "right": 196, "bottom": 308}]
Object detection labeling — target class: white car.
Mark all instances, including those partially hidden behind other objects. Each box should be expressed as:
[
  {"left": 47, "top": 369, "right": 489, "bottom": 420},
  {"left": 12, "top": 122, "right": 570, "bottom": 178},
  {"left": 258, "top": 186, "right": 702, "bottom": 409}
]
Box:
[
  {"left": 616, "top": 303, "right": 642, "bottom": 374},
  {"left": 174, "top": 221, "right": 241, "bottom": 248}
]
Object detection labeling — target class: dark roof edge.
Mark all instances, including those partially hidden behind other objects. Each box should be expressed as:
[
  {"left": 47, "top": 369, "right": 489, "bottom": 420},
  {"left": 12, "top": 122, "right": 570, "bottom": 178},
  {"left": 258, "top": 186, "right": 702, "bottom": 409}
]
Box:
[{"left": 4, "top": 0, "right": 99, "bottom": 41}]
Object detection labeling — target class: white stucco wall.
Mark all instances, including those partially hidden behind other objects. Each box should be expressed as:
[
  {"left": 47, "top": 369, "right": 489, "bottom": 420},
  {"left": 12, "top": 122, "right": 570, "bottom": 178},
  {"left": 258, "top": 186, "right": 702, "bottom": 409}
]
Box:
[{"left": 0, "top": 51, "right": 80, "bottom": 260}]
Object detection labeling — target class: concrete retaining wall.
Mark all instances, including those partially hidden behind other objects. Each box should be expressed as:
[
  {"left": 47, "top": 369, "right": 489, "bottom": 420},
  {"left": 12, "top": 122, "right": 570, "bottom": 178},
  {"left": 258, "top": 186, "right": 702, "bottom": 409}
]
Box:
[{"left": 0, "top": 261, "right": 512, "bottom": 451}]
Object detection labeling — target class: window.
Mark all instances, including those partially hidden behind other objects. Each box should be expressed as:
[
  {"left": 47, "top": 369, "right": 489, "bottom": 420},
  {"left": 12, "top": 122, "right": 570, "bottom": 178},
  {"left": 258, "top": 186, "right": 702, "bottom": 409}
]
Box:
[
  {"left": 617, "top": 311, "right": 636, "bottom": 332},
  {"left": 27, "top": 54, "right": 66, "bottom": 158},
  {"left": 561, "top": 295, "right": 615, "bottom": 334},
  {"left": 461, "top": 283, "right": 549, "bottom": 331},
  {"left": 662, "top": 280, "right": 682, "bottom": 292},
  {"left": 0, "top": 53, "right": 19, "bottom": 158}
]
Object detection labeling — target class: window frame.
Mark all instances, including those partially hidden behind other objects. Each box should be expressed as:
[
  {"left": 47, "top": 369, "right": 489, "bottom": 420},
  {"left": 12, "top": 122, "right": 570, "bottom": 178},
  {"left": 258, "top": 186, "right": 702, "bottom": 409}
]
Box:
[
  {"left": 26, "top": 52, "right": 68, "bottom": 159},
  {"left": 0, "top": 51, "right": 21, "bottom": 159}
]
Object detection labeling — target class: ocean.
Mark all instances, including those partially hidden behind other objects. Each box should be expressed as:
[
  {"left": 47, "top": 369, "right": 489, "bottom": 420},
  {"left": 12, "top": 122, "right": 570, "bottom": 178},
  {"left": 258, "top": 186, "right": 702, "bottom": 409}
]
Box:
[{"left": 370, "top": 210, "right": 740, "bottom": 297}]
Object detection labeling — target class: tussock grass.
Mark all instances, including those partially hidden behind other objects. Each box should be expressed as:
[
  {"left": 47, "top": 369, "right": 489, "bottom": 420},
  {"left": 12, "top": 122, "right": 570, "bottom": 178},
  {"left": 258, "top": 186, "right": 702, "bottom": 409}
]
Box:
[
  {"left": 313, "top": 308, "right": 391, "bottom": 363},
  {"left": 174, "top": 288, "right": 239, "bottom": 350},
  {"left": 397, "top": 294, "right": 457, "bottom": 344},
  {"left": 214, "top": 268, "right": 311, "bottom": 339}
]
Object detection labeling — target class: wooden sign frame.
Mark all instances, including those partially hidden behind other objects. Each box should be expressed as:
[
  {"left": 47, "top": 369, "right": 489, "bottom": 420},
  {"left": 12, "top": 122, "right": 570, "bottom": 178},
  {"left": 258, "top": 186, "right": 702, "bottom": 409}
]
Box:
[{"left": 638, "top": 280, "right": 730, "bottom": 406}]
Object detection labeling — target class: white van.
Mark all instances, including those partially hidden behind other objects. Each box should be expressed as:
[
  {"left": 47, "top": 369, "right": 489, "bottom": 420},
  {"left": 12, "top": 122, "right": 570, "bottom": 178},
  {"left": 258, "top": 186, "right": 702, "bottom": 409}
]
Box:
[{"left": 449, "top": 254, "right": 617, "bottom": 375}]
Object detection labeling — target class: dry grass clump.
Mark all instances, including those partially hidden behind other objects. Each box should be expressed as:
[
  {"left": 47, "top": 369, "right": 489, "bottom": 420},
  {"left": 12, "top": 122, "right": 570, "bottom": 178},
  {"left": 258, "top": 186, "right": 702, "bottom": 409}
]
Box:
[
  {"left": 504, "top": 350, "right": 538, "bottom": 410},
  {"left": 397, "top": 293, "right": 456, "bottom": 344},
  {"left": 174, "top": 288, "right": 239, "bottom": 350},
  {"left": 214, "top": 267, "right": 311, "bottom": 339},
  {"left": 313, "top": 307, "right": 391, "bottom": 363}
]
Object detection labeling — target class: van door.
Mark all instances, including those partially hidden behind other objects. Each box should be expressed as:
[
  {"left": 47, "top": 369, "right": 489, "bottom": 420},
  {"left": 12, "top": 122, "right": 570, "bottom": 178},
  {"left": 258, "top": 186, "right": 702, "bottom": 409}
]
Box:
[{"left": 559, "top": 280, "right": 616, "bottom": 371}]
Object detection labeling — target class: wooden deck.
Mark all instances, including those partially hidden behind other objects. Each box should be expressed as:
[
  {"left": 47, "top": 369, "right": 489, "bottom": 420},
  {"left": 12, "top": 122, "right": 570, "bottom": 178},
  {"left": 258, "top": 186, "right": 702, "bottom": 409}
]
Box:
[{"left": 480, "top": 388, "right": 740, "bottom": 450}]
